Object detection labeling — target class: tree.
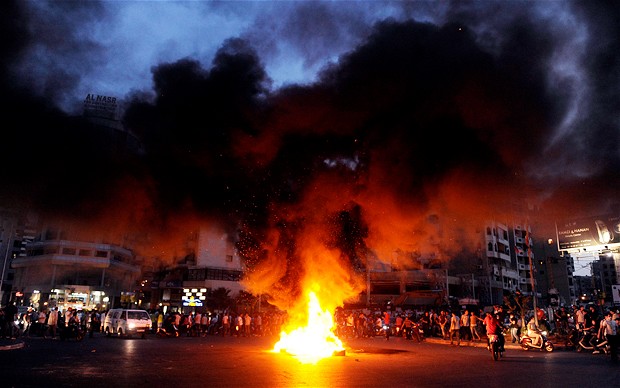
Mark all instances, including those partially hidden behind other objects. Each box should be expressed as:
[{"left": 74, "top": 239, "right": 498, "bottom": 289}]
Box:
[
  {"left": 209, "top": 287, "right": 232, "bottom": 311},
  {"left": 235, "top": 290, "right": 258, "bottom": 313},
  {"left": 504, "top": 290, "right": 531, "bottom": 333}
]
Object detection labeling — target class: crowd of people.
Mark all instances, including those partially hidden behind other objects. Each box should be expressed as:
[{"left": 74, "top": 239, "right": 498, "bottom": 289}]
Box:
[
  {"left": 334, "top": 306, "right": 507, "bottom": 346},
  {"left": 152, "top": 309, "right": 287, "bottom": 338},
  {"left": 0, "top": 303, "right": 101, "bottom": 339},
  {"left": 1, "top": 300, "right": 618, "bottom": 361}
]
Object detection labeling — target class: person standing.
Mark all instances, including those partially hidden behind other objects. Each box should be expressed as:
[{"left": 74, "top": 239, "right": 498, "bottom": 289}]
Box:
[
  {"left": 37, "top": 309, "right": 47, "bottom": 337},
  {"left": 89, "top": 310, "right": 100, "bottom": 338},
  {"left": 157, "top": 310, "right": 164, "bottom": 332},
  {"left": 575, "top": 305, "right": 586, "bottom": 330},
  {"left": 383, "top": 311, "right": 391, "bottom": 340},
  {"left": 460, "top": 311, "right": 470, "bottom": 342},
  {"left": 449, "top": 312, "right": 460, "bottom": 346},
  {"left": 47, "top": 307, "right": 58, "bottom": 339},
  {"left": 252, "top": 313, "right": 260, "bottom": 337},
  {"left": 438, "top": 311, "right": 448, "bottom": 339},
  {"left": 597, "top": 312, "right": 616, "bottom": 359},
  {"left": 221, "top": 313, "right": 230, "bottom": 336},
  {"left": 4, "top": 302, "right": 18, "bottom": 338},
  {"left": 470, "top": 311, "right": 482, "bottom": 341},
  {"left": 200, "top": 312, "right": 209, "bottom": 336},
  {"left": 509, "top": 313, "right": 520, "bottom": 343},
  {"left": 244, "top": 313, "right": 252, "bottom": 337}
]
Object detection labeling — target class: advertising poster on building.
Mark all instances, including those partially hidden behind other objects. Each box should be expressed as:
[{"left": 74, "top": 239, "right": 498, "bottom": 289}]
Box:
[
  {"left": 612, "top": 285, "right": 620, "bottom": 305},
  {"left": 556, "top": 214, "right": 620, "bottom": 251}
]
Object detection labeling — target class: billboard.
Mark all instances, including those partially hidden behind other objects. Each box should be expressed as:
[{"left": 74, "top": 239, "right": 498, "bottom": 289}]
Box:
[
  {"left": 613, "top": 285, "right": 620, "bottom": 305},
  {"left": 556, "top": 214, "right": 620, "bottom": 251}
]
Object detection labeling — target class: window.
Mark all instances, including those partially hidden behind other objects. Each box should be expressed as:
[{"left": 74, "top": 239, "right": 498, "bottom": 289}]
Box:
[
  {"left": 486, "top": 227, "right": 492, "bottom": 235},
  {"left": 44, "top": 247, "right": 59, "bottom": 255},
  {"left": 95, "top": 250, "right": 108, "bottom": 258},
  {"left": 187, "top": 269, "right": 206, "bottom": 281},
  {"left": 62, "top": 248, "right": 76, "bottom": 255},
  {"left": 205, "top": 268, "right": 242, "bottom": 281},
  {"left": 79, "top": 249, "right": 92, "bottom": 256},
  {"left": 226, "top": 255, "right": 233, "bottom": 262}
]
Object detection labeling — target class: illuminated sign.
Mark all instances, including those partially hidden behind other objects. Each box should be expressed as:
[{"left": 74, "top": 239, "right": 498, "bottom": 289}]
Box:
[
  {"left": 556, "top": 214, "right": 620, "bottom": 251},
  {"left": 182, "top": 288, "right": 207, "bottom": 307}
]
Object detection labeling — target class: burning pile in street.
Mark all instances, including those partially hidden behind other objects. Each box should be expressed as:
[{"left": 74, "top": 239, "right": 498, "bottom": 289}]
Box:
[{"left": 273, "top": 289, "right": 345, "bottom": 363}]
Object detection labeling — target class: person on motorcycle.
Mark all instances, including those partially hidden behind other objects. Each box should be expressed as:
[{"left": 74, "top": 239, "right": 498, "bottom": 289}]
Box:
[
  {"left": 163, "top": 314, "right": 178, "bottom": 334},
  {"left": 527, "top": 316, "right": 543, "bottom": 347},
  {"left": 401, "top": 315, "right": 414, "bottom": 340},
  {"left": 483, "top": 312, "right": 504, "bottom": 351}
]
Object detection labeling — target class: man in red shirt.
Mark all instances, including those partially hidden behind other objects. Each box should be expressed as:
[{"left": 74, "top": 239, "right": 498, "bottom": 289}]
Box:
[{"left": 483, "top": 312, "right": 504, "bottom": 351}]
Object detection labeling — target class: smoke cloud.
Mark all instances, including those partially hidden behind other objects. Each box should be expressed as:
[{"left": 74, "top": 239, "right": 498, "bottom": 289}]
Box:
[{"left": 2, "top": 0, "right": 620, "bottom": 309}]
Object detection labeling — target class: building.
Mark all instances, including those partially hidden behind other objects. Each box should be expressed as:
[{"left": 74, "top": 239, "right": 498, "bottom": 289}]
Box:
[
  {"left": 590, "top": 252, "right": 619, "bottom": 304},
  {"left": 478, "top": 219, "right": 576, "bottom": 308},
  {"left": 11, "top": 227, "right": 141, "bottom": 311},
  {"left": 481, "top": 221, "right": 520, "bottom": 305},
  {"left": 534, "top": 252, "right": 576, "bottom": 307},
  {"left": 151, "top": 224, "right": 245, "bottom": 313},
  {"left": 0, "top": 208, "right": 37, "bottom": 307}
]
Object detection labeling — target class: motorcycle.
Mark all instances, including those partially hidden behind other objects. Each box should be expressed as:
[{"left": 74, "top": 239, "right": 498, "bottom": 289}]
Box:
[
  {"left": 563, "top": 327, "right": 580, "bottom": 350},
  {"left": 59, "top": 323, "right": 85, "bottom": 342},
  {"left": 575, "top": 329, "right": 609, "bottom": 354},
  {"left": 488, "top": 333, "right": 503, "bottom": 361},
  {"left": 156, "top": 325, "right": 179, "bottom": 338},
  {"left": 520, "top": 331, "right": 554, "bottom": 352}
]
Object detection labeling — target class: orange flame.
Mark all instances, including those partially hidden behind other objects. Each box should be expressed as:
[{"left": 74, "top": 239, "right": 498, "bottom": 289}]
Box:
[{"left": 273, "top": 290, "right": 344, "bottom": 364}]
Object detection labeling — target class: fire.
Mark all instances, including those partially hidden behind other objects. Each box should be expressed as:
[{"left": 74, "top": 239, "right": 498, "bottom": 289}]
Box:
[{"left": 273, "top": 290, "right": 344, "bottom": 364}]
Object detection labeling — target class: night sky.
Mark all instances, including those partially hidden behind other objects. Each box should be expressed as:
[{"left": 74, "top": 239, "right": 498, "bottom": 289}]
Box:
[{"left": 2, "top": 1, "right": 619, "bottom": 299}]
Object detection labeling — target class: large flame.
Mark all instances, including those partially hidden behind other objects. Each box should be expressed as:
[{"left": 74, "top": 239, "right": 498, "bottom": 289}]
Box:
[{"left": 273, "top": 290, "right": 344, "bottom": 364}]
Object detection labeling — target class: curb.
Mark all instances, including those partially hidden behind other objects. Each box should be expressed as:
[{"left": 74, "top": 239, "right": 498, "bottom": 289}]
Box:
[{"left": 0, "top": 340, "right": 25, "bottom": 351}]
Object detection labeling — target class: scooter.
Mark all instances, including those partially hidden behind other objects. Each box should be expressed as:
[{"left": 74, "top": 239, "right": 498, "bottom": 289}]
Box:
[{"left": 520, "top": 331, "right": 554, "bottom": 352}]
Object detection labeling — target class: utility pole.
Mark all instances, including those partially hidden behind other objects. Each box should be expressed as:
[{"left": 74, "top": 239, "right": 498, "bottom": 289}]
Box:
[
  {"left": 526, "top": 230, "right": 538, "bottom": 326},
  {"left": 0, "top": 219, "right": 14, "bottom": 306}
]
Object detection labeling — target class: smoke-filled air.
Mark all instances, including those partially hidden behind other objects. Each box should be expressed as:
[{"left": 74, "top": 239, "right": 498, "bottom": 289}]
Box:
[{"left": 2, "top": 1, "right": 620, "bottom": 311}]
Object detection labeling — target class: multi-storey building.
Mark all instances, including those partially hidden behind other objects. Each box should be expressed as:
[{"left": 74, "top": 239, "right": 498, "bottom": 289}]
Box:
[
  {"left": 11, "top": 227, "right": 141, "bottom": 311},
  {"left": 150, "top": 224, "right": 246, "bottom": 312},
  {"left": 478, "top": 221, "right": 527, "bottom": 306},
  {"left": 591, "top": 253, "right": 619, "bottom": 304},
  {"left": 534, "top": 250, "right": 576, "bottom": 307},
  {"left": 0, "top": 209, "right": 38, "bottom": 306},
  {"left": 479, "top": 219, "right": 577, "bottom": 308}
]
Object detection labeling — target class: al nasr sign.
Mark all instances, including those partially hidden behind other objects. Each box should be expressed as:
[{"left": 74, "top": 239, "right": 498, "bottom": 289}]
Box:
[
  {"left": 556, "top": 214, "right": 620, "bottom": 251},
  {"left": 83, "top": 93, "right": 118, "bottom": 120}
]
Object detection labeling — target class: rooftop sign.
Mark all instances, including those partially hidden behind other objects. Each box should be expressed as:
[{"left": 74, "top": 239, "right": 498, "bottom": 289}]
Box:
[
  {"left": 83, "top": 93, "right": 118, "bottom": 120},
  {"left": 556, "top": 214, "right": 620, "bottom": 252}
]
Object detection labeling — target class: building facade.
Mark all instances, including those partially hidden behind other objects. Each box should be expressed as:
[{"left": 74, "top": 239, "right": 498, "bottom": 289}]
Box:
[{"left": 11, "top": 228, "right": 141, "bottom": 311}]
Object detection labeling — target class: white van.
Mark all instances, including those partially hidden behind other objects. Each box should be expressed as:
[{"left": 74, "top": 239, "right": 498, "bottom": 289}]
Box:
[{"left": 103, "top": 309, "right": 151, "bottom": 338}]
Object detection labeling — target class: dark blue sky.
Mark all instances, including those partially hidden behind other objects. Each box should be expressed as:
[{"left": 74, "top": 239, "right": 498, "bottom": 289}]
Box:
[{"left": 2, "top": 1, "right": 619, "bottom": 277}]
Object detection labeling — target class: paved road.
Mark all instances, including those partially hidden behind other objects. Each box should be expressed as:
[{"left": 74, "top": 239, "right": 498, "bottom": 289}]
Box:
[{"left": 0, "top": 334, "right": 617, "bottom": 387}]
